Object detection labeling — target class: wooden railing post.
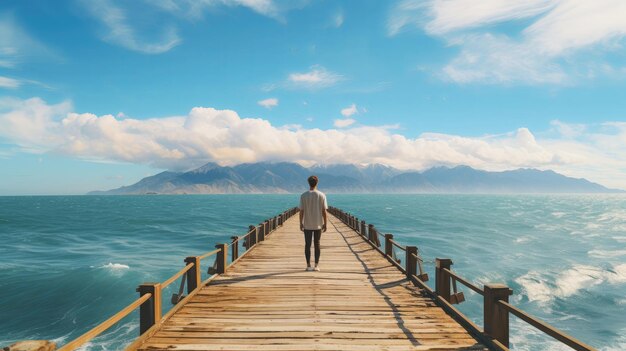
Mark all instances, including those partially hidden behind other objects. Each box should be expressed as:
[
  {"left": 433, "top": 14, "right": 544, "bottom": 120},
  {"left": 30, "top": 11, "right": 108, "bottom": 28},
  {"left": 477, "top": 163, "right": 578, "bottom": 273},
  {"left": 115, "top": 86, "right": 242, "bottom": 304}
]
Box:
[
  {"left": 406, "top": 246, "right": 417, "bottom": 279},
  {"left": 384, "top": 234, "right": 394, "bottom": 257},
  {"left": 252, "top": 224, "right": 262, "bottom": 243},
  {"left": 367, "top": 224, "right": 375, "bottom": 242},
  {"left": 137, "top": 283, "right": 162, "bottom": 335},
  {"left": 360, "top": 221, "right": 366, "bottom": 237},
  {"left": 435, "top": 258, "right": 453, "bottom": 302},
  {"left": 484, "top": 284, "right": 512, "bottom": 347},
  {"left": 264, "top": 220, "right": 269, "bottom": 237},
  {"left": 231, "top": 236, "right": 239, "bottom": 261},
  {"left": 183, "top": 256, "right": 201, "bottom": 294},
  {"left": 215, "top": 243, "right": 227, "bottom": 274}
]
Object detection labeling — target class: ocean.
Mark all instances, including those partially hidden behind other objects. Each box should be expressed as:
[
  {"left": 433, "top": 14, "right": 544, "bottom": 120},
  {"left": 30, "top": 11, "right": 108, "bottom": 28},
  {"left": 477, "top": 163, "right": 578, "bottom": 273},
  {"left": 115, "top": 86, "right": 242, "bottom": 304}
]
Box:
[{"left": 0, "top": 194, "right": 625, "bottom": 350}]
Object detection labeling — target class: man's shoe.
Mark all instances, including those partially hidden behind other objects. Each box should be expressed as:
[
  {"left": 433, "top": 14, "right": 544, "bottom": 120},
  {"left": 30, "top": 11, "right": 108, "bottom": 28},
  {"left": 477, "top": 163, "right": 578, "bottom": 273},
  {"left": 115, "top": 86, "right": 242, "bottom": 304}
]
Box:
[
  {"left": 313, "top": 266, "right": 320, "bottom": 271},
  {"left": 306, "top": 267, "right": 314, "bottom": 271}
]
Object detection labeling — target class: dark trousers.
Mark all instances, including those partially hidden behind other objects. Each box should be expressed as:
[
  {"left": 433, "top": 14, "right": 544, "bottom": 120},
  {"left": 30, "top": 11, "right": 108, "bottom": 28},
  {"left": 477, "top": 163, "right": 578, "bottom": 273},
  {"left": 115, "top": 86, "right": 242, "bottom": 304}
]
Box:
[{"left": 304, "top": 229, "right": 322, "bottom": 266}]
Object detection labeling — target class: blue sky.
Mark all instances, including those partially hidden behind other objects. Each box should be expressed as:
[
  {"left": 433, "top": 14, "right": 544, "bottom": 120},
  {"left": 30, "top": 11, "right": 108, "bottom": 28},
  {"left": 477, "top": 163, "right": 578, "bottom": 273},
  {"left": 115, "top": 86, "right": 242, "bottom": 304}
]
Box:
[{"left": 1, "top": 0, "right": 626, "bottom": 194}]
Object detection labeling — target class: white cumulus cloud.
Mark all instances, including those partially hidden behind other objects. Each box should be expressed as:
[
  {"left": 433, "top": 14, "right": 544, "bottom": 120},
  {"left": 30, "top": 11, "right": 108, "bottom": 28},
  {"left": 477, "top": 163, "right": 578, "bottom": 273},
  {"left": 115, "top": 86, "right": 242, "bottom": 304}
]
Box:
[
  {"left": 258, "top": 98, "right": 278, "bottom": 109},
  {"left": 340, "top": 103, "right": 358, "bottom": 117},
  {"left": 389, "top": 0, "right": 626, "bottom": 84},
  {"left": 1, "top": 97, "right": 626, "bottom": 189}
]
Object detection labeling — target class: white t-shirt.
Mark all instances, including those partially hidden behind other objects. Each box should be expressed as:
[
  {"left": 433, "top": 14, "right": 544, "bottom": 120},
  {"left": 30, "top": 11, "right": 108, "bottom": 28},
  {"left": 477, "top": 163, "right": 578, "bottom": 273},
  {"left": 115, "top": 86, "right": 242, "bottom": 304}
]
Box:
[{"left": 299, "top": 189, "right": 328, "bottom": 230}]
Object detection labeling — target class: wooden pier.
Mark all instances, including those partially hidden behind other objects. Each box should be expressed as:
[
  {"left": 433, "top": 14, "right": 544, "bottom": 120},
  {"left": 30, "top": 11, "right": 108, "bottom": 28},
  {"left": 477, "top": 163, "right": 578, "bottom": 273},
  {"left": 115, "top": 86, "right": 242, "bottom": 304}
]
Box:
[{"left": 6, "top": 207, "right": 596, "bottom": 351}]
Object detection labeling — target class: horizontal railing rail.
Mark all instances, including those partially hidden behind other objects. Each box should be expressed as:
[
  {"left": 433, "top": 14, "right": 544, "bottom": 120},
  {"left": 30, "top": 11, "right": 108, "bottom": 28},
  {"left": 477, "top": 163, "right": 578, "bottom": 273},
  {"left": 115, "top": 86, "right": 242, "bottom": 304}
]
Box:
[
  {"left": 443, "top": 268, "right": 484, "bottom": 295},
  {"left": 389, "top": 239, "right": 406, "bottom": 250},
  {"left": 56, "top": 293, "right": 152, "bottom": 351},
  {"left": 8, "top": 207, "right": 300, "bottom": 351},
  {"left": 161, "top": 263, "right": 194, "bottom": 289},
  {"left": 328, "top": 206, "right": 596, "bottom": 351},
  {"left": 199, "top": 248, "right": 220, "bottom": 260},
  {"left": 497, "top": 300, "right": 595, "bottom": 351}
]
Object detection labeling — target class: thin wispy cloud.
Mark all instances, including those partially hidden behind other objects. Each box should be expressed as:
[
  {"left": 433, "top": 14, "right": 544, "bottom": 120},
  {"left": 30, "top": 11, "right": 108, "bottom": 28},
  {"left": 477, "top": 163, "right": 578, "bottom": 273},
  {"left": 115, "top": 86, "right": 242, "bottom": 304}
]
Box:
[
  {"left": 80, "top": 0, "right": 305, "bottom": 54},
  {"left": 2, "top": 97, "right": 626, "bottom": 188},
  {"left": 0, "top": 13, "right": 54, "bottom": 68},
  {"left": 0, "top": 76, "right": 20, "bottom": 89},
  {"left": 287, "top": 65, "right": 343, "bottom": 89},
  {"left": 81, "top": 0, "right": 181, "bottom": 54},
  {"left": 333, "top": 118, "right": 356, "bottom": 128},
  {"left": 331, "top": 10, "right": 344, "bottom": 28},
  {"left": 258, "top": 98, "right": 278, "bottom": 109},
  {"left": 389, "top": 0, "right": 626, "bottom": 85},
  {"left": 147, "top": 0, "right": 301, "bottom": 21}
]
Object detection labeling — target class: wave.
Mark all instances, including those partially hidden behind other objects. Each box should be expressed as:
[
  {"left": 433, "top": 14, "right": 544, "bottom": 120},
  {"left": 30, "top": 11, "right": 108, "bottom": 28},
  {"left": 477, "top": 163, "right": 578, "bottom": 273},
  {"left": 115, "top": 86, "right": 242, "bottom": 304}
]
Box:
[
  {"left": 588, "top": 249, "right": 626, "bottom": 258},
  {"left": 516, "top": 264, "right": 626, "bottom": 304},
  {"left": 91, "top": 262, "right": 130, "bottom": 271},
  {"left": 599, "top": 329, "right": 626, "bottom": 351},
  {"left": 598, "top": 209, "right": 626, "bottom": 223},
  {"left": 509, "top": 318, "right": 575, "bottom": 351},
  {"left": 74, "top": 321, "right": 137, "bottom": 351}
]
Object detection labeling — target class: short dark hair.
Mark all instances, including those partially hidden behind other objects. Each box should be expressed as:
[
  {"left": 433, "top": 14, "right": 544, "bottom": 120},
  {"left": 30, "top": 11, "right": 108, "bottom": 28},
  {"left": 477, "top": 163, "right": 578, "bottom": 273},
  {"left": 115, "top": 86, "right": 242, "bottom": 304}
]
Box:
[{"left": 307, "top": 175, "right": 318, "bottom": 188}]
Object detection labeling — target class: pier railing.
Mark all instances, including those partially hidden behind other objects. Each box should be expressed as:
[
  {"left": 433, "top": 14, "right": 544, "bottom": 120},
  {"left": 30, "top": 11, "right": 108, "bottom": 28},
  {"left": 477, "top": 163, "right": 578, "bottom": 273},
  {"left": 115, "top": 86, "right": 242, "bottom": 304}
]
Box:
[
  {"left": 328, "top": 206, "right": 596, "bottom": 351},
  {"left": 11, "top": 207, "right": 299, "bottom": 351}
]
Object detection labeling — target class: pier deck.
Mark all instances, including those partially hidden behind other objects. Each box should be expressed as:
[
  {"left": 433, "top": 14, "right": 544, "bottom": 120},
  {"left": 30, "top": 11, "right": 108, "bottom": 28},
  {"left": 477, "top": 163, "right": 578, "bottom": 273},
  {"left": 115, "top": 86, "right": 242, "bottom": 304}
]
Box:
[{"left": 133, "top": 214, "right": 488, "bottom": 351}]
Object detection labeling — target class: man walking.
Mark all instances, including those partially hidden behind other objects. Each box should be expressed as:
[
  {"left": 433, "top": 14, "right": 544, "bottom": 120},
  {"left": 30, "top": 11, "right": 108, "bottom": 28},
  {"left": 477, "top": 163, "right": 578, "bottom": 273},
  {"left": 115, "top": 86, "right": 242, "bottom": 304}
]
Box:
[{"left": 299, "top": 175, "right": 328, "bottom": 271}]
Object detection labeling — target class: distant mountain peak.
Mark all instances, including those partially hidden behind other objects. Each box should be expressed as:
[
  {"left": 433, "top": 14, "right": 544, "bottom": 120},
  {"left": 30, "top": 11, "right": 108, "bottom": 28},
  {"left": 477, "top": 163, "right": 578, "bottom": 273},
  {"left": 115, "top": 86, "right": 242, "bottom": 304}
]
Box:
[
  {"left": 88, "top": 162, "right": 621, "bottom": 195},
  {"left": 189, "top": 162, "right": 222, "bottom": 173}
]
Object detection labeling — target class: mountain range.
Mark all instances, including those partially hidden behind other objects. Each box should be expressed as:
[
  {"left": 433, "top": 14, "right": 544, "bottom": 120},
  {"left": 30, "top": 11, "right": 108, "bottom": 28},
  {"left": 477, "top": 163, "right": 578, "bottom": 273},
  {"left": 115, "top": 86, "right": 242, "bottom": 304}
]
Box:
[{"left": 88, "top": 162, "right": 622, "bottom": 194}]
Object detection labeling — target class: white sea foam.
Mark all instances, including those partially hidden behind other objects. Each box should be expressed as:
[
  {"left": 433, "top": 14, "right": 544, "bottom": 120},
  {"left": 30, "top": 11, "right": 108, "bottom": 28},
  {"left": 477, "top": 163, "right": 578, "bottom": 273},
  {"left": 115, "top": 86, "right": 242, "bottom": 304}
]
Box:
[
  {"left": 515, "top": 271, "right": 554, "bottom": 303},
  {"left": 75, "top": 321, "right": 137, "bottom": 351},
  {"left": 516, "top": 264, "right": 626, "bottom": 304},
  {"left": 588, "top": 249, "right": 626, "bottom": 258},
  {"left": 554, "top": 265, "right": 605, "bottom": 297},
  {"left": 552, "top": 211, "right": 566, "bottom": 218},
  {"left": 612, "top": 236, "right": 626, "bottom": 243},
  {"left": 99, "top": 262, "right": 130, "bottom": 270},
  {"left": 599, "top": 209, "right": 626, "bottom": 222},
  {"left": 607, "top": 264, "right": 626, "bottom": 284},
  {"left": 509, "top": 318, "right": 573, "bottom": 351},
  {"left": 50, "top": 333, "right": 71, "bottom": 345},
  {"left": 515, "top": 236, "right": 530, "bottom": 243}
]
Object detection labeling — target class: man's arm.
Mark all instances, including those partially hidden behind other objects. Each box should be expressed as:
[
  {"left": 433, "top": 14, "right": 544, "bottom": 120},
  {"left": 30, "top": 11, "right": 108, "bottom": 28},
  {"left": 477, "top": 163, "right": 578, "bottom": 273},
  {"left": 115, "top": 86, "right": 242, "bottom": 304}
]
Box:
[
  {"left": 299, "top": 208, "right": 304, "bottom": 231},
  {"left": 322, "top": 194, "right": 328, "bottom": 232}
]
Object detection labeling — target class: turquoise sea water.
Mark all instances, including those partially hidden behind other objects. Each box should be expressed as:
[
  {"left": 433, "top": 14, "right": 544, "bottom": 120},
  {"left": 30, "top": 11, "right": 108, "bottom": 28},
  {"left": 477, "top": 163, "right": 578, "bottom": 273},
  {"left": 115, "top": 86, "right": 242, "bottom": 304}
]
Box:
[{"left": 1, "top": 194, "right": 625, "bottom": 350}]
